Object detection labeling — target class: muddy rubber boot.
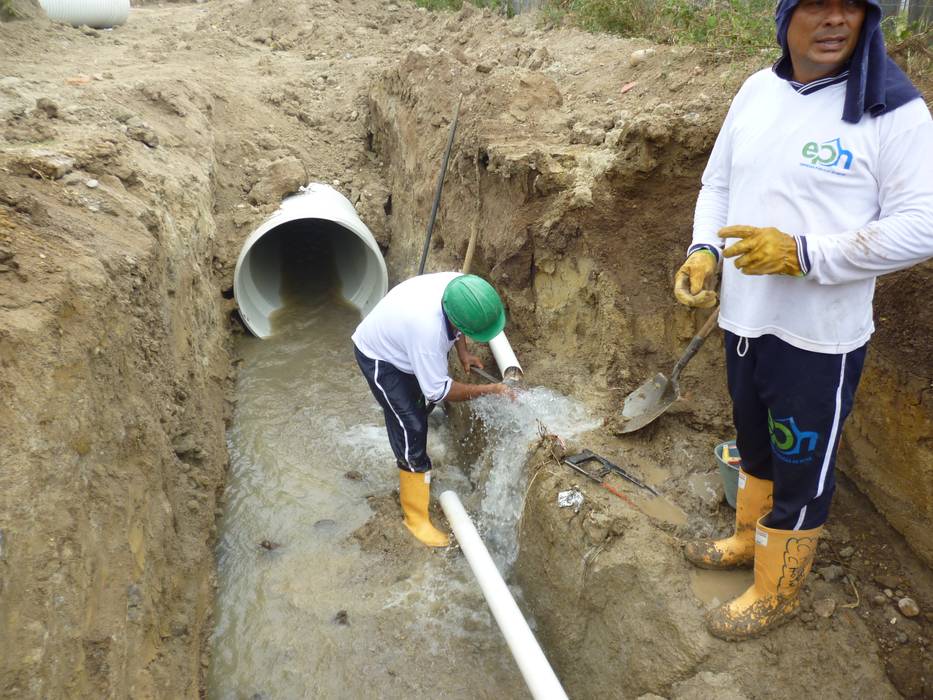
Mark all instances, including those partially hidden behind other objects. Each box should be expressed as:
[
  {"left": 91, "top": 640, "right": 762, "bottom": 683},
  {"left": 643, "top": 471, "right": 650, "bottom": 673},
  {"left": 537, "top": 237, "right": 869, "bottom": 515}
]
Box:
[
  {"left": 399, "top": 470, "right": 449, "bottom": 548},
  {"left": 684, "top": 469, "right": 773, "bottom": 569},
  {"left": 706, "top": 519, "right": 822, "bottom": 641}
]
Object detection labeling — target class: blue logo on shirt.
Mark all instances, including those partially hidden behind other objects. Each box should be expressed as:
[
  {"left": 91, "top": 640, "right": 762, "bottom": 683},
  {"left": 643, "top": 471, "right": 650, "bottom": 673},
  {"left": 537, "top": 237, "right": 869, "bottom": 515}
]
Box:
[{"left": 800, "top": 138, "right": 853, "bottom": 175}]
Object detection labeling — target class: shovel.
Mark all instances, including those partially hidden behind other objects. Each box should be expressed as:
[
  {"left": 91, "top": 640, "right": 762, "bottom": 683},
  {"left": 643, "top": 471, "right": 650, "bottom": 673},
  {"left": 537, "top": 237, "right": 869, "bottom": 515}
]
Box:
[{"left": 619, "top": 307, "right": 719, "bottom": 434}]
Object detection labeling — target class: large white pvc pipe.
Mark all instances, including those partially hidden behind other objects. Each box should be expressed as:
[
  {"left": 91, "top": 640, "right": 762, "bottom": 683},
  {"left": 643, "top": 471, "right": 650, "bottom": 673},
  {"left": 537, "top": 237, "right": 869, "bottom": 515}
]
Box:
[
  {"left": 39, "top": 0, "right": 129, "bottom": 27},
  {"left": 233, "top": 183, "right": 388, "bottom": 338},
  {"left": 489, "top": 331, "right": 523, "bottom": 381},
  {"left": 439, "top": 491, "right": 568, "bottom": 700}
]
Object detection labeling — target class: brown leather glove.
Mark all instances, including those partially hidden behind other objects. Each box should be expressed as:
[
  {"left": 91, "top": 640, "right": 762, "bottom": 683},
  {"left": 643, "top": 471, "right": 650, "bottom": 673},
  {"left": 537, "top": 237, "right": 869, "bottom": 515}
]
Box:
[
  {"left": 674, "top": 250, "right": 719, "bottom": 308},
  {"left": 719, "top": 225, "right": 802, "bottom": 276}
]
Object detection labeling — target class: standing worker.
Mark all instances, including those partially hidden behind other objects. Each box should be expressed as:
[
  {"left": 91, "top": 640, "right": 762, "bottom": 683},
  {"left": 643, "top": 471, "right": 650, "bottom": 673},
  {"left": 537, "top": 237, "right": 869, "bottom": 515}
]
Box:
[
  {"left": 675, "top": 0, "right": 932, "bottom": 639},
  {"left": 352, "top": 272, "right": 512, "bottom": 547}
]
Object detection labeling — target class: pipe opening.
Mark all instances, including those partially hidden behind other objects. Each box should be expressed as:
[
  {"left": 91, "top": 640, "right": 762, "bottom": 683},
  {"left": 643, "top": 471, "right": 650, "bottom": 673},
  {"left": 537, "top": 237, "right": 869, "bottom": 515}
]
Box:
[{"left": 233, "top": 184, "right": 388, "bottom": 338}]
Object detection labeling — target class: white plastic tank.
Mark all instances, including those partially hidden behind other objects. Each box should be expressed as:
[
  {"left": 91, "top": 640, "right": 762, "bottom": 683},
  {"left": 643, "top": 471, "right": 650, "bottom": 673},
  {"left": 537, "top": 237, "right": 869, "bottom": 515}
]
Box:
[
  {"left": 39, "top": 0, "right": 129, "bottom": 27},
  {"left": 233, "top": 183, "right": 388, "bottom": 338}
]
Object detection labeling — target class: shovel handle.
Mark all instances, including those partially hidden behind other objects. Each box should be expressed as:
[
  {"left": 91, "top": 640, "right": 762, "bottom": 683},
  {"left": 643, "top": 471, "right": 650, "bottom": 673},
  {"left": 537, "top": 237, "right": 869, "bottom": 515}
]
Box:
[{"left": 671, "top": 307, "right": 719, "bottom": 383}]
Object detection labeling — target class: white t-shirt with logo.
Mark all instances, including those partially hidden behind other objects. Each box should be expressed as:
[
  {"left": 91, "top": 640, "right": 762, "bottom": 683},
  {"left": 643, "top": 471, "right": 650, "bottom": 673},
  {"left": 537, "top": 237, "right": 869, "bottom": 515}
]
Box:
[
  {"left": 352, "top": 272, "right": 462, "bottom": 402},
  {"left": 692, "top": 68, "right": 933, "bottom": 354}
]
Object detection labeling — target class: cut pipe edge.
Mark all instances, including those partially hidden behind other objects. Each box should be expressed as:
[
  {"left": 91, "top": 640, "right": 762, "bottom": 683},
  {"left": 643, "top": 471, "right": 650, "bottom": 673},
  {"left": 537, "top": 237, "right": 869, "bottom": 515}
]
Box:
[
  {"left": 439, "top": 491, "right": 569, "bottom": 700},
  {"left": 489, "top": 331, "right": 523, "bottom": 382}
]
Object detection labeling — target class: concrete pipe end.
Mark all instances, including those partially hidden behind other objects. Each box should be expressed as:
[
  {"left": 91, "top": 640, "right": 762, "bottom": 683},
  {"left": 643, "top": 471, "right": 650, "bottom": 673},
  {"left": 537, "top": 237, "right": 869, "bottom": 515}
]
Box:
[{"left": 233, "top": 183, "right": 388, "bottom": 338}]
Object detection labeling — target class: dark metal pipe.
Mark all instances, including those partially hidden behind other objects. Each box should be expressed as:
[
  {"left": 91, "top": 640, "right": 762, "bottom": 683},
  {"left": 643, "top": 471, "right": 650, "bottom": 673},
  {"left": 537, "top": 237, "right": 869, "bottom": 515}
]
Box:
[{"left": 417, "top": 93, "right": 463, "bottom": 276}]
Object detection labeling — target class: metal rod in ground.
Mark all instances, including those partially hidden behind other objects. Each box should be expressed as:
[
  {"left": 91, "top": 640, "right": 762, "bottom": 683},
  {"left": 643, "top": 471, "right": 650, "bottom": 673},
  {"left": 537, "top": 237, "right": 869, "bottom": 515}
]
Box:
[
  {"left": 417, "top": 93, "right": 463, "bottom": 276},
  {"left": 439, "top": 491, "right": 569, "bottom": 700}
]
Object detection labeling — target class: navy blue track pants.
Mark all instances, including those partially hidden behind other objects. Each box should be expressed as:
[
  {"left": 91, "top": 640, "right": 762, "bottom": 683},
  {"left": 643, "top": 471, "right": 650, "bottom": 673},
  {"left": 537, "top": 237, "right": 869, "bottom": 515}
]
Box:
[
  {"left": 354, "top": 345, "right": 432, "bottom": 473},
  {"left": 725, "top": 331, "right": 867, "bottom": 530}
]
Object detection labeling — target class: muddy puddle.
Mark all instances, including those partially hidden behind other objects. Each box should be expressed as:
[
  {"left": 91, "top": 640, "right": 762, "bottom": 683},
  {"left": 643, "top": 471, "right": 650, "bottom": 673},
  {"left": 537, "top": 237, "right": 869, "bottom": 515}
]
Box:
[{"left": 210, "top": 239, "right": 598, "bottom": 698}]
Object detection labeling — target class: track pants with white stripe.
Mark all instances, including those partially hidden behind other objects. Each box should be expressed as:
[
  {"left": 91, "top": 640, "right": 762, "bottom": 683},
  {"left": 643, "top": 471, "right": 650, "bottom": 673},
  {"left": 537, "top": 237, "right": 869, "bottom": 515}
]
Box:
[
  {"left": 725, "top": 331, "right": 867, "bottom": 530},
  {"left": 354, "top": 344, "right": 432, "bottom": 473}
]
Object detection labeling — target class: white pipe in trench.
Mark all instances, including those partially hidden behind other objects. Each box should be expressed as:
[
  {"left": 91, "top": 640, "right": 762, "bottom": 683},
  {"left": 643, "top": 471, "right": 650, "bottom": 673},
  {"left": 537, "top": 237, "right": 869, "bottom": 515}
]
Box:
[
  {"left": 489, "top": 331, "right": 523, "bottom": 381},
  {"left": 439, "top": 491, "right": 569, "bottom": 700}
]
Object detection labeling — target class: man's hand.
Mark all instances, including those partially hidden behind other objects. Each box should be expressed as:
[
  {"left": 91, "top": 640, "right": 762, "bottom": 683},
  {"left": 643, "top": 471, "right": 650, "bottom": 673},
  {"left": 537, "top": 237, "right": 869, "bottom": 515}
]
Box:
[
  {"left": 719, "top": 225, "right": 802, "bottom": 276},
  {"left": 489, "top": 381, "right": 517, "bottom": 401},
  {"left": 674, "top": 250, "right": 719, "bottom": 308},
  {"left": 455, "top": 335, "right": 483, "bottom": 374},
  {"left": 458, "top": 350, "right": 483, "bottom": 374}
]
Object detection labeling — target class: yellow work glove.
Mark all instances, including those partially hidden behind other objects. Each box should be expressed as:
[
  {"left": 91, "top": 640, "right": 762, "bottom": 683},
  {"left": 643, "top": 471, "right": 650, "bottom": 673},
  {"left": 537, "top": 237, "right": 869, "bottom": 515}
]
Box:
[
  {"left": 674, "top": 250, "right": 719, "bottom": 308},
  {"left": 719, "top": 225, "right": 802, "bottom": 276}
]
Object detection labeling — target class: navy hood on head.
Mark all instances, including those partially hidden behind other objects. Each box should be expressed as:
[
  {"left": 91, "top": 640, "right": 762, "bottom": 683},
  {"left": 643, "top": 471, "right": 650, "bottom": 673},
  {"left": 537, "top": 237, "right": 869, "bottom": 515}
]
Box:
[{"left": 773, "top": 0, "right": 920, "bottom": 123}]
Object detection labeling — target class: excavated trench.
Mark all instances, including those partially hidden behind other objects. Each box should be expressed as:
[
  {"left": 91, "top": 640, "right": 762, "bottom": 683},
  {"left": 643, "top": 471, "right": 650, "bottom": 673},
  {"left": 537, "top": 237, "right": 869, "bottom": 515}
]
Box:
[
  {"left": 2, "top": 2, "right": 931, "bottom": 698},
  {"left": 209, "top": 64, "right": 933, "bottom": 698}
]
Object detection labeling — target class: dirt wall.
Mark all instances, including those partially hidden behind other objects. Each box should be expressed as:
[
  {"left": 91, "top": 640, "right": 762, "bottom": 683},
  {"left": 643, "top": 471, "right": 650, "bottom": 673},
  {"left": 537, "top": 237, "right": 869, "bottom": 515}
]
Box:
[
  {"left": 0, "top": 22, "right": 232, "bottom": 696},
  {"left": 842, "top": 264, "right": 933, "bottom": 566}
]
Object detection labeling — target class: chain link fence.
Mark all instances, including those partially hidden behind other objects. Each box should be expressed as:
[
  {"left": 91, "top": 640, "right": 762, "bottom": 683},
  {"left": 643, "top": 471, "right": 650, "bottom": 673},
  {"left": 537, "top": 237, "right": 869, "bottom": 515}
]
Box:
[{"left": 879, "top": 0, "right": 932, "bottom": 24}]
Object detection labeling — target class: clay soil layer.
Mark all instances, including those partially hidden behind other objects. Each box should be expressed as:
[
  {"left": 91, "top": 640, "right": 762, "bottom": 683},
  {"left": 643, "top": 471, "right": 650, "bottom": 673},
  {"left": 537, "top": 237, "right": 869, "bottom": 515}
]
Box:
[{"left": 1, "top": 0, "right": 930, "bottom": 698}]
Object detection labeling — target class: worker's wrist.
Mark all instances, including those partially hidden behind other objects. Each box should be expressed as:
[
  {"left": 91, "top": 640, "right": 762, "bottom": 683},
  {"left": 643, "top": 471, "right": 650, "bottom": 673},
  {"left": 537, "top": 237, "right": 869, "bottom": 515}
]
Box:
[
  {"left": 686, "top": 243, "right": 721, "bottom": 264},
  {"left": 793, "top": 235, "right": 810, "bottom": 277}
]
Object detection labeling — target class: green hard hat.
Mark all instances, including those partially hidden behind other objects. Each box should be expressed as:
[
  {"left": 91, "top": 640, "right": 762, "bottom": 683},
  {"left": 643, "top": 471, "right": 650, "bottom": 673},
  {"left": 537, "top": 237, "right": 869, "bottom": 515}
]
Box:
[{"left": 442, "top": 275, "right": 506, "bottom": 343}]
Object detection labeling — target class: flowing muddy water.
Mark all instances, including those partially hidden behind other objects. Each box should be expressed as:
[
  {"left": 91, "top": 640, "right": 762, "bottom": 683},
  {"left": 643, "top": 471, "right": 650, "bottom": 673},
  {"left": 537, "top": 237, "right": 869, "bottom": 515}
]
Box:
[{"left": 210, "top": 237, "right": 598, "bottom": 698}]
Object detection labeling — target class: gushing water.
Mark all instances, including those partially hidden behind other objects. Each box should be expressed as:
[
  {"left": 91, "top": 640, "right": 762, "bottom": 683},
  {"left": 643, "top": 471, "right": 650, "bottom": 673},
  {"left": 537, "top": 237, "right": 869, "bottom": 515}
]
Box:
[{"left": 472, "top": 387, "right": 601, "bottom": 570}]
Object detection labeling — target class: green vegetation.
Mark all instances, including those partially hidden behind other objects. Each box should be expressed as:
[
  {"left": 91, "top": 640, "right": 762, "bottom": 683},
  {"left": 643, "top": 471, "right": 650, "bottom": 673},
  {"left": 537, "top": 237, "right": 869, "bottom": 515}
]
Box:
[
  {"left": 542, "top": 0, "right": 777, "bottom": 53},
  {"left": 881, "top": 11, "right": 930, "bottom": 45},
  {"left": 1, "top": 0, "right": 19, "bottom": 20},
  {"left": 414, "top": 0, "right": 510, "bottom": 13}
]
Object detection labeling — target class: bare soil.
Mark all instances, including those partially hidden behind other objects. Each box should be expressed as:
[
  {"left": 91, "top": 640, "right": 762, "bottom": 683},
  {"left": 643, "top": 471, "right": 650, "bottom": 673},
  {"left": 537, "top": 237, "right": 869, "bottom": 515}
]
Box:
[{"left": 1, "top": 0, "right": 930, "bottom": 697}]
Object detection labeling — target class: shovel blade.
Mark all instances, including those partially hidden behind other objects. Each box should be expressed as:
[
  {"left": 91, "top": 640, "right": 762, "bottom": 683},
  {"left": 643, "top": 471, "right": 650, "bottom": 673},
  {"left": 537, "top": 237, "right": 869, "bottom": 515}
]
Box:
[{"left": 619, "top": 372, "right": 678, "bottom": 434}]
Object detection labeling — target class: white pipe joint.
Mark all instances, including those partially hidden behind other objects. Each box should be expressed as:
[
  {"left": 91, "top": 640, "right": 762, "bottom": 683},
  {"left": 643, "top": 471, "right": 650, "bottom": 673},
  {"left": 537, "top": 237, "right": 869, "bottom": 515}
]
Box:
[
  {"left": 439, "top": 491, "right": 568, "bottom": 700},
  {"left": 489, "top": 331, "right": 523, "bottom": 382}
]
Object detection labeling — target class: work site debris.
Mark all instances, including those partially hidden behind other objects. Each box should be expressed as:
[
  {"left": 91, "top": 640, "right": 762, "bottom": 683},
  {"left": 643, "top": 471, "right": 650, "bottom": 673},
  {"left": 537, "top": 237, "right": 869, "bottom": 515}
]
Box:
[
  {"left": 247, "top": 156, "right": 306, "bottom": 205},
  {"left": 814, "top": 598, "right": 836, "bottom": 618},
  {"left": 557, "top": 488, "right": 584, "bottom": 512},
  {"left": 125, "top": 118, "right": 159, "bottom": 148},
  {"left": 818, "top": 564, "right": 845, "bottom": 582},
  {"left": 875, "top": 573, "right": 901, "bottom": 589},
  {"left": 11, "top": 149, "right": 74, "bottom": 179},
  {"left": 898, "top": 597, "right": 920, "bottom": 618},
  {"left": 35, "top": 97, "right": 59, "bottom": 118}
]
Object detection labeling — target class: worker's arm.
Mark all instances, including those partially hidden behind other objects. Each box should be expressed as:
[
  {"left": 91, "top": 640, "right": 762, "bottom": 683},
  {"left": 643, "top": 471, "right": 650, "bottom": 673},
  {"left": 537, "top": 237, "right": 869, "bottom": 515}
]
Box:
[
  {"left": 676, "top": 90, "right": 744, "bottom": 307},
  {"left": 444, "top": 380, "right": 513, "bottom": 402},
  {"left": 802, "top": 107, "right": 933, "bottom": 284},
  {"left": 689, "top": 89, "right": 745, "bottom": 263},
  {"left": 454, "top": 335, "right": 483, "bottom": 374}
]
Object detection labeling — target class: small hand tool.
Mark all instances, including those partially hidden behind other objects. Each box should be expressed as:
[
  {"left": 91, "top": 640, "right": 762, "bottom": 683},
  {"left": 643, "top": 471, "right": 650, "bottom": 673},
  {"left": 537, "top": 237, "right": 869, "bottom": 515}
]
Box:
[
  {"left": 563, "top": 449, "right": 659, "bottom": 496},
  {"left": 470, "top": 365, "right": 501, "bottom": 384},
  {"left": 560, "top": 456, "right": 639, "bottom": 509}
]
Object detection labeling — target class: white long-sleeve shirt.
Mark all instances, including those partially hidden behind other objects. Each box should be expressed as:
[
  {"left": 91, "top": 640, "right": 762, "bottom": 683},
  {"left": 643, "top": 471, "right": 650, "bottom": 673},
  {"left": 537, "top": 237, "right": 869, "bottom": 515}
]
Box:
[
  {"left": 691, "top": 68, "right": 933, "bottom": 354},
  {"left": 352, "top": 272, "right": 461, "bottom": 402}
]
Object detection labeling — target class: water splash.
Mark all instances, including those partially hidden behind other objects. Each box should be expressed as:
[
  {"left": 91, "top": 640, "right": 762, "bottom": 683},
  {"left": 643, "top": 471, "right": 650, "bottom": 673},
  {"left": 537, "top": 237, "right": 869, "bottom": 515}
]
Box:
[{"left": 470, "top": 386, "right": 601, "bottom": 571}]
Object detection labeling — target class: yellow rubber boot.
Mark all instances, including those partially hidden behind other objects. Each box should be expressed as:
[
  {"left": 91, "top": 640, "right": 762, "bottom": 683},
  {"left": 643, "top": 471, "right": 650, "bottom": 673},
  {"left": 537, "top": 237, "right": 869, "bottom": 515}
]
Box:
[
  {"left": 399, "top": 470, "right": 449, "bottom": 548},
  {"left": 707, "top": 519, "right": 822, "bottom": 640},
  {"left": 684, "top": 469, "right": 773, "bottom": 569}
]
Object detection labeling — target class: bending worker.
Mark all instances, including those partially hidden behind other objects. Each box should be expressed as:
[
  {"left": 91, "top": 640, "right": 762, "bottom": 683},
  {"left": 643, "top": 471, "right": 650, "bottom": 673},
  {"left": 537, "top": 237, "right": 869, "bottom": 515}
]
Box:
[
  {"left": 675, "top": 0, "right": 932, "bottom": 640},
  {"left": 352, "top": 272, "right": 512, "bottom": 547}
]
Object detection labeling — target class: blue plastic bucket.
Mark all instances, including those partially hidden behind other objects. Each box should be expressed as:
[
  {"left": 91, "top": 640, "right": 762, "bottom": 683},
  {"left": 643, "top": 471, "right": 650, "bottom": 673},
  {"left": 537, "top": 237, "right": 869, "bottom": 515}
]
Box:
[{"left": 715, "top": 440, "right": 741, "bottom": 508}]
